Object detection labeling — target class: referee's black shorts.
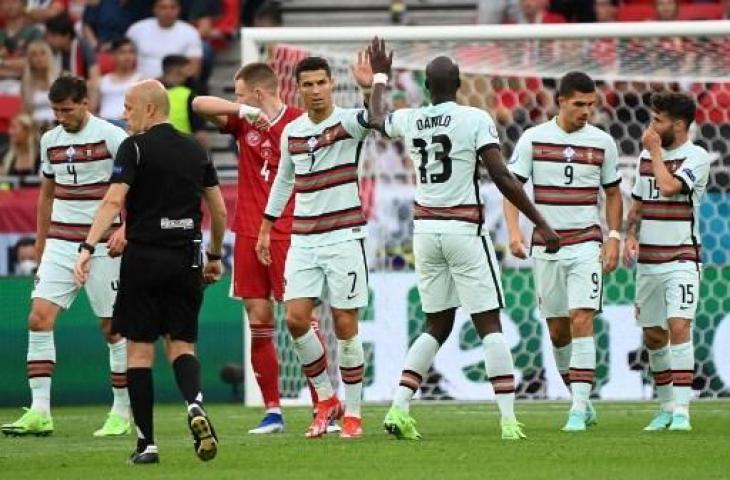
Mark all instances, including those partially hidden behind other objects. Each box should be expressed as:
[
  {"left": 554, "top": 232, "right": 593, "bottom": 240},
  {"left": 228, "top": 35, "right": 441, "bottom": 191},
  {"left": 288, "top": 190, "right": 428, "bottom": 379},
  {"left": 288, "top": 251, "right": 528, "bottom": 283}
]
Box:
[{"left": 112, "top": 242, "right": 203, "bottom": 343}]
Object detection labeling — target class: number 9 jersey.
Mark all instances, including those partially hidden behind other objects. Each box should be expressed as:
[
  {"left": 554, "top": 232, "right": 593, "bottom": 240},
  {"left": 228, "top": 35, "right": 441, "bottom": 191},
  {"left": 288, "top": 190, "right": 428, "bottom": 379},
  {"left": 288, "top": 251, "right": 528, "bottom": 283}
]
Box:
[
  {"left": 507, "top": 117, "right": 621, "bottom": 260},
  {"left": 384, "top": 101, "right": 499, "bottom": 236}
]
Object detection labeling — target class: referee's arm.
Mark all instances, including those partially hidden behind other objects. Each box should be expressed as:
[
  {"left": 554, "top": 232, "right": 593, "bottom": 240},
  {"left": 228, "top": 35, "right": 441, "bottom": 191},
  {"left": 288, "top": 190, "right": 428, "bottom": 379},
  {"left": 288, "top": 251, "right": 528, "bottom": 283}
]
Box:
[
  {"left": 85, "top": 183, "right": 129, "bottom": 247},
  {"left": 203, "top": 185, "right": 226, "bottom": 257}
]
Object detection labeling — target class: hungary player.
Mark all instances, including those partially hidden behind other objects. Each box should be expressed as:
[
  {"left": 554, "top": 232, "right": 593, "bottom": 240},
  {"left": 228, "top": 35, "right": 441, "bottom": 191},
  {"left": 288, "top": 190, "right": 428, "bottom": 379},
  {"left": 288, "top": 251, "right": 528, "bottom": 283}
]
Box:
[
  {"left": 193, "top": 64, "right": 303, "bottom": 433},
  {"left": 367, "top": 37, "right": 559, "bottom": 441},
  {"left": 257, "top": 56, "right": 372, "bottom": 439},
  {"left": 503, "top": 72, "right": 623, "bottom": 432},
  {"left": 1, "top": 76, "right": 131, "bottom": 438},
  {"left": 625, "top": 92, "right": 710, "bottom": 432}
]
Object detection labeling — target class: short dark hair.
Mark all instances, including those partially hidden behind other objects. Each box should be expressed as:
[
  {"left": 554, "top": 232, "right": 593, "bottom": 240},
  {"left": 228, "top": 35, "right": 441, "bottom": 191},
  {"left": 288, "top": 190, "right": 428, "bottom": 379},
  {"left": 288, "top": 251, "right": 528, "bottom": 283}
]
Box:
[
  {"left": 45, "top": 14, "right": 75, "bottom": 37},
  {"left": 162, "top": 54, "right": 189, "bottom": 74},
  {"left": 49, "top": 75, "right": 88, "bottom": 103},
  {"left": 294, "top": 56, "right": 331, "bottom": 82},
  {"left": 650, "top": 91, "right": 696, "bottom": 130},
  {"left": 254, "top": 0, "right": 283, "bottom": 26},
  {"left": 557, "top": 71, "right": 596, "bottom": 99},
  {"left": 235, "top": 62, "right": 278, "bottom": 93},
  {"left": 111, "top": 37, "right": 135, "bottom": 52},
  {"left": 14, "top": 237, "right": 35, "bottom": 254}
]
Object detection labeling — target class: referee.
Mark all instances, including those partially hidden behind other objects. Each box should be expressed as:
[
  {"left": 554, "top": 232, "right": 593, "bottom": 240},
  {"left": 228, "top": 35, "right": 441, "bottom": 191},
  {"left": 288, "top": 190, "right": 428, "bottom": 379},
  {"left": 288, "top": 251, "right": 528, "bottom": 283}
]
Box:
[{"left": 74, "top": 79, "right": 227, "bottom": 465}]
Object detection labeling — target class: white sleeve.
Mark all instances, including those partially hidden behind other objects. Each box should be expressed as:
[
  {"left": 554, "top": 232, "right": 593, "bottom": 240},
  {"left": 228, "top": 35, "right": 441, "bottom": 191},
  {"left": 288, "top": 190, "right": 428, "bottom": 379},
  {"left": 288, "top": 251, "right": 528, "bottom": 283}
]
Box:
[
  {"left": 474, "top": 109, "right": 500, "bottom": 153},
  {"left": 601, "top": 138, "right": 622, "bottom": 187},
  {"left": 340, "top": 108, "right": 371, "bottom": 141},
  {"left": 39, "top": 134, "right": 53, "bottom": 178},
  {"left": 631, "top": 154, "right": 644, "bottom": 200},
  {"left": 264, "top": 126, "right": 295, "bottom": 219},
  {"left": 106, "top": 124, "right": 129, "bottom": 159},
  {"left": 507, "top": 130, "right": 533, "bottom": 181},
  {"left": 675, "top": 149, "right": 711, "bottom": 193},
  {"left": 383, "top": 108, "right": 410, "bottom": 139}
]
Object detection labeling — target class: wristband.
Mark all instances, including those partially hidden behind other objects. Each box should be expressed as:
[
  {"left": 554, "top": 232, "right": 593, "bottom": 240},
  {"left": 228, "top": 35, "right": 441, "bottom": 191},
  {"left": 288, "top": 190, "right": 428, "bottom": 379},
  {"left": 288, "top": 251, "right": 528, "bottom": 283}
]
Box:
[
  {"left": 78, "top": 241, "right": 95, "bottom": 255},
  {"left": 206, "top": 251, "right": 222, "bottom": 261},
  {"left": 608, "top": 230, "right": 622, "bottom": 241},
  {"left": 372, "top": 73, "right": 389, "bottom": 85},
  {"left": 238, "top": 103, "right": 261, "bottom": 119}
]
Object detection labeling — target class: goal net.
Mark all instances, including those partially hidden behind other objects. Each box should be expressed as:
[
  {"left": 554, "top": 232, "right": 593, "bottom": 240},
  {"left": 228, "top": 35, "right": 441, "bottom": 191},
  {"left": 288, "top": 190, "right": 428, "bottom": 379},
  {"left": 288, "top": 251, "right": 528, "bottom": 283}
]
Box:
[{"left": 241, "top": 22, "right": 730, "bottom": 405}]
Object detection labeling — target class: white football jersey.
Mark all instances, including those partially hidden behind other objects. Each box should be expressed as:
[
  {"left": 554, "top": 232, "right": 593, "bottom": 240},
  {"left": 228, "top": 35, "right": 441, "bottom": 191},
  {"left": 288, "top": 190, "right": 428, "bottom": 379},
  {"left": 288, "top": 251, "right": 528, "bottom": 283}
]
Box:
[
  {"left": 508, "top": 117, "right": 621, "bottom": 259},
  {"left": 265, "top": 106, "right": 371, "bottom": 248},
  {"left": 631, "top": 140, "right": 710, "bottom": 274},
  {"left": 40, "top": 115, "right": 127, "bottom": 242},
  {"left": 384, "top": 101, "right": 499, "bottom": 235}
]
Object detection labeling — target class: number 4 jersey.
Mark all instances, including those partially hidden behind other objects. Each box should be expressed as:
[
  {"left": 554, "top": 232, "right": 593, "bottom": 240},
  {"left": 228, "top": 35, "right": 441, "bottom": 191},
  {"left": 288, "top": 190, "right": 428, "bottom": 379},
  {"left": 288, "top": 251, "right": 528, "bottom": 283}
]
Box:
[
  {"left": 508, "top": 117, "right": 621, "bottom": 259},
  {"left": 222, "top": 105, "right": 303, "bottom": 240},
  {"left": 384, "top": 101, "right": 499, "bottom": 236},
  {"left": 40, "top": 115, "right": 128, "bottom": 244}
]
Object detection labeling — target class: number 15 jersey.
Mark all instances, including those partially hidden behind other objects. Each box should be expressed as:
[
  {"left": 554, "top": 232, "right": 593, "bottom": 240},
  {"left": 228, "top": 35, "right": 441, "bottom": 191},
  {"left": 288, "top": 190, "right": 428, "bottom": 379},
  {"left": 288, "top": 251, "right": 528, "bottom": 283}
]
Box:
[{"left": 384, "top": 101, "right": 499, "bottom": 236}]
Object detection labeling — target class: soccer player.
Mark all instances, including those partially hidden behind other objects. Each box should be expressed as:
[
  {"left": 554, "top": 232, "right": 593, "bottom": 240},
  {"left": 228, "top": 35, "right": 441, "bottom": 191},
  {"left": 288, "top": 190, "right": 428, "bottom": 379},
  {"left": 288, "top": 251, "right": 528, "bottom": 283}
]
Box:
[
  {"left": 256, "top": 56, "right": 372, "bottom": 439},
  {"left": 191, "top": 63, "right": 303, "bottom": 434},
  {"left": 503, "top": 71, "right": 623, "bottom": 432},
  {"left": 624, "top": 92, "right": 709, "bottom": 432},
  {"left": 192, "top": 59, "right": 371, "bottom": 434},
  {"left": 0, "top": 75, "right": 131, "bottom": 438},
  {"left": 367, "top": 38, "right": 560, "bottom": 440}
]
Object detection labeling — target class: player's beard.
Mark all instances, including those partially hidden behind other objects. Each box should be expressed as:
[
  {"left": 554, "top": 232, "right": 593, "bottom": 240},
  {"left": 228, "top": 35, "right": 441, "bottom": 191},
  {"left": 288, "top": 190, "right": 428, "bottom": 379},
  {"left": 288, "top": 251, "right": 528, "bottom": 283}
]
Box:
[{"left": 660, "top": 129, "right": 675, "bottom": 148}]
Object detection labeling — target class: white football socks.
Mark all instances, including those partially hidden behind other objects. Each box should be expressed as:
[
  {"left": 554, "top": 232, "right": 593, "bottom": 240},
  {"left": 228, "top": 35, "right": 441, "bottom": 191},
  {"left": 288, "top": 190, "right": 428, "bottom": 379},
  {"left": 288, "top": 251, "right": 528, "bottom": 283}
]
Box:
[
  {"left": 27, "top": 331, "right": 56, "bottom": 416},
  {"left": 393, "top": 333, "right": 440, "bottom": 413}
]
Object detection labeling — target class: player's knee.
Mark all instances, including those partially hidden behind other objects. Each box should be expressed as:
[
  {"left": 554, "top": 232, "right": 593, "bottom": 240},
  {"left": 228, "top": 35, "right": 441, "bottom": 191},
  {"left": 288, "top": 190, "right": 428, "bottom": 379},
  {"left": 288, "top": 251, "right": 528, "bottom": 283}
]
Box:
[
  {"left": 286, "top": 312, "right": 310, "bottom": 338},
  {"left": 668, "top": 321, "right": 691, "bottom": 345},
  {"left": 643, "top": 327, "right": 668, "bottom": 350},
  {"left": 570, "top": 310, "right": 594, "bottom": 336},
  {"left": 245, "top": 301, "right": 274, "bottom": 326},
  {"left": 549, "top": 328, "right": 571, "bottom": 348},
  {"left": 27, "top": 310, "right": 53, "bottom": 331}
]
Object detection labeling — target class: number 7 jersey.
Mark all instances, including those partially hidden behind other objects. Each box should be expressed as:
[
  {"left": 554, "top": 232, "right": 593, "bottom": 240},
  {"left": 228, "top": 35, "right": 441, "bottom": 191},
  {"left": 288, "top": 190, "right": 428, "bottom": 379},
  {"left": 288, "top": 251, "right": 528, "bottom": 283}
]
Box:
[{"left": 384, "top": 101, "right": 499, "bottom": 235}]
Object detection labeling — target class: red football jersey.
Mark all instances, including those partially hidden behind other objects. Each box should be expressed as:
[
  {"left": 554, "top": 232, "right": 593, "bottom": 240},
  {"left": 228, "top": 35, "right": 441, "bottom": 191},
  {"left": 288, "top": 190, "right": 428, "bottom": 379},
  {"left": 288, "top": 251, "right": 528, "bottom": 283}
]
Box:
[{"left": 222, "top": 105, "right": 302, "bottom": 239}]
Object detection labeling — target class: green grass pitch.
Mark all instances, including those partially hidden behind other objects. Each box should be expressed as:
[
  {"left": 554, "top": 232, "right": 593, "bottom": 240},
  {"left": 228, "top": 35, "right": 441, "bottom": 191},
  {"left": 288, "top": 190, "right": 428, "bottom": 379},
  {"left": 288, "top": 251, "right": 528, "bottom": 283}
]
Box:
[{"left": 1, "top": 401, "right": 729, "bottom": 479}]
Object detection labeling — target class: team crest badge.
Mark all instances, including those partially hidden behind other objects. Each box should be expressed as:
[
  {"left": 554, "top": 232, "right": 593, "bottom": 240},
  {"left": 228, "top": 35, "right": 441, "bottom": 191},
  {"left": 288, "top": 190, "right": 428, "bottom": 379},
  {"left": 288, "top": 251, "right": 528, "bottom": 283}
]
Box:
[
  {"left": 246, "top": 130, "right": 262, "bottom": 147},
  {"left": 65, "top": 146, "right": 76, "bottom": 163},
  {"left": 307, "top": 136, "right": 318, "bottom": 151},
  {"left": 563, "top": 146, "right": 575, "bottom": 162}
]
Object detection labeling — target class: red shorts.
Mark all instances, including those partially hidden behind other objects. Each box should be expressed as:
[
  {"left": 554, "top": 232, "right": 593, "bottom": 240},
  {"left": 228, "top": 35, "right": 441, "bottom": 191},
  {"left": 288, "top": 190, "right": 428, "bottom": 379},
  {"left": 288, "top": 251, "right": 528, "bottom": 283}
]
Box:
[{"left": 232, "top": 236, "right": 290, "bottom": 301}]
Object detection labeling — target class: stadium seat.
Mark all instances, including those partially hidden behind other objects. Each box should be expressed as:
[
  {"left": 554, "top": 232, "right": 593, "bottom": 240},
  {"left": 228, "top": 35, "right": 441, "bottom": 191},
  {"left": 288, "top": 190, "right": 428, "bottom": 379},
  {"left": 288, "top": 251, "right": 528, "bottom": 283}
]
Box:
[
  {"left": 0, "top": 95, "right": 23, "bottom": 133},
  {"left": 617, "top": 4, "right": 655, "bottom": 21},
  {"left": 678, "top": 3, "right": 724, "bottom": 20}
]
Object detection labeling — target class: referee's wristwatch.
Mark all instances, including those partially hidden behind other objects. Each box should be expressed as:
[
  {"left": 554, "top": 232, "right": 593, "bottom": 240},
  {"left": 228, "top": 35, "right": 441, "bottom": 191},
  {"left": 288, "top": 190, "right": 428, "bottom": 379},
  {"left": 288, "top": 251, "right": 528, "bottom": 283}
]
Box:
[
  {"left": 206, "top": 251, "right": 222, "bottom": 261},
  {"left": 78, "top": 242, "right": 95, "bottom": 255}
]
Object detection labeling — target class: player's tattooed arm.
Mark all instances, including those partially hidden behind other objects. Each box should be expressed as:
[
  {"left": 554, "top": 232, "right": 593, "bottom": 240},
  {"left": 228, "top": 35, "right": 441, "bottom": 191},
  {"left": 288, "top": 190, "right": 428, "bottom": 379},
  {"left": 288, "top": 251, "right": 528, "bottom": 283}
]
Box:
[
  {"left": 623, "top": 199, "right": 642, "bottom": 267},
  {"left": 481, "top": 147, "right": 560, "bottom": 254},
  {"left": 367, "top": 36, "right": 393, "bottom": 134}
]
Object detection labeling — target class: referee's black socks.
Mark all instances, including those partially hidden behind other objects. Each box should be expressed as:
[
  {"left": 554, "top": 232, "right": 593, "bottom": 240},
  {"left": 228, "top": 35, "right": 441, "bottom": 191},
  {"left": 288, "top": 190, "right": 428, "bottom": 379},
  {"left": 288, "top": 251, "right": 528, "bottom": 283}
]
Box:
[
  {"left": 127, "top": 367, "right": 155, "bottom": 451},
  {"left": 173, "top": 354, "right": 203, "bottom": 408}
]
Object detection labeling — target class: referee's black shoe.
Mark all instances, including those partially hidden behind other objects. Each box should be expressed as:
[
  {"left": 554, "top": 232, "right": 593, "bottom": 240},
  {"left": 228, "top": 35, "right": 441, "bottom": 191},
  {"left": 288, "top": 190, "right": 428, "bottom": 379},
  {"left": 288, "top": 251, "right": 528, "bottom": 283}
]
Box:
[
  {"left": 188, "top": 404, "right": 218, "bottom": 462},
  {"left": 128, "top": 445, "right": 160, "bottom": 465}
]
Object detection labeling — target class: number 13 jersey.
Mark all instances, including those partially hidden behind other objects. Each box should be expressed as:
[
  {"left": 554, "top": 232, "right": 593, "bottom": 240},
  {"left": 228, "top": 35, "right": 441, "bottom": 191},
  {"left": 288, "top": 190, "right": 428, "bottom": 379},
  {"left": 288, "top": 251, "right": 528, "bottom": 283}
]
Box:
[
  {"left": 507, "top": 117, "right": 621, "bottom": 259},
  {"left": 385, "top": 101, "right": 499, "bottom": 236}
]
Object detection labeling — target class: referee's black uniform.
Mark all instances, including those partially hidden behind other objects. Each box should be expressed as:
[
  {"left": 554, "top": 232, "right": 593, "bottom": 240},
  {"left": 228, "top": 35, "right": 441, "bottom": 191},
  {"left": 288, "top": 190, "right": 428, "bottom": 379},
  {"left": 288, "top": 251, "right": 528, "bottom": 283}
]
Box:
[
  {"left": 109, "top": 122, "right": 220, "bottom": 464},
  {"left": 111, "top": 122, "right": 217, "bottom": 342}
]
